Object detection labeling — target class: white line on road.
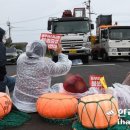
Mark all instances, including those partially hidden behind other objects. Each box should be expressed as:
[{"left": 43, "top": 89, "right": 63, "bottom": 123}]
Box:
[{"left": 72, "top": 64, "right": 116, "bottom": 67}]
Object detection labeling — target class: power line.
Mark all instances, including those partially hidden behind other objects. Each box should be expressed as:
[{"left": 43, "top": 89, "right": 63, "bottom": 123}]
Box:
[
  {"left": 13, "top": 28, "right": 46, "bottom": 31},
  {"left": 0, "top": 11, "right": 61, "bottom": 26},
  {"left": 11, "top": 11, "right": 62, "bottom": 24},
  {"left": 1, "top": 2, "right": 83, "bottom": 26}
]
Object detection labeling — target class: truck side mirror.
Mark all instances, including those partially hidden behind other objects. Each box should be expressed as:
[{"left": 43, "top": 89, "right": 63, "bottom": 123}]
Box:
[
  {"left": 95, "top": 36, "right": 99, "bottom": 44},
  {"left": 91, "top": 24, "right": 94, "bottom": 30},
  {"left": 105, "top": 35, "right": 108, "bottom": 39},
  {"left": 101, "top": 38, "right": 107, "bottom": 42},
  {"left": 47, "top": 20, "right": 52, "bottom": 30},
  {"left": 95, "top": 39, "right": 99, "bottom": 44}
]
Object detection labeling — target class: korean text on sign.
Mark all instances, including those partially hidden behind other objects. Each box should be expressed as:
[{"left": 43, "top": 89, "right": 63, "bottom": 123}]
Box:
[
  {"left": 40, "top": 33, "right": 61, "bottom": 50},
  {"left": 89, "top": 75, "right": 105, "bottom": 89}
]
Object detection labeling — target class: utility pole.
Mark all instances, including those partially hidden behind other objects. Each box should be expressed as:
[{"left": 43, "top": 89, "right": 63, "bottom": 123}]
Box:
[
  {"left": 7, "top": 21, "right": 11, "bottom": 38},
  {"left": 88, "top": 0, "right": 92, "bottom": 36},
  {"left": 84, "top": 0, "right": 92, "bottom": 36},
  {"left": 6, "top": 21, "right": 12, "bottom": 46}
]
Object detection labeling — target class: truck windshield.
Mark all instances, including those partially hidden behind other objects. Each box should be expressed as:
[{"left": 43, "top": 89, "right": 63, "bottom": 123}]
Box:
[
  {"left": 52, "top": 21, "right": 89, "bottom": 34},
  {"left": 109, "top": 28, "right": 130, "bottom": 40}
]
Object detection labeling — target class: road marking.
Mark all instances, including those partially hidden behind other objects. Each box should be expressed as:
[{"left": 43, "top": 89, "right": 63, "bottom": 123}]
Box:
[{"left": 72, "top": 64, "right": 116, "bottom": 67}]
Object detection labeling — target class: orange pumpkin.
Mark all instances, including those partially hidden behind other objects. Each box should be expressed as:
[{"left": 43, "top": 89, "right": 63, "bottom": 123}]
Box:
[
  {"left": 78, "top": 94, "right": 118, "bottom": 129},
  {"left": 36, "top": 93, "right": 78, "bottom": 119},
  {"left": 0, "top": 92, "right": 12, "bottom": 119}
]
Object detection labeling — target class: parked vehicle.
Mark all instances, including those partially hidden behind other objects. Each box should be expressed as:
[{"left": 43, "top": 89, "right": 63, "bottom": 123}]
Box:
[
  {"left": 6, "top": 47, "right": 23, "bottom": 64},
  {"left": 91, "top": 15, "right": 130, "bottom": 61},
  {"left": 47, "top": 8, "right": 94, "bottom": 63},
  {"left": 16, "top": 49, "right": 23, "bottom": 55}
]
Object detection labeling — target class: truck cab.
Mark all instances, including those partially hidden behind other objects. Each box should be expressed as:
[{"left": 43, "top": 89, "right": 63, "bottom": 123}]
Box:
[
  {"left": 47, "top": 8, "right": 94, "bottom": 63},
  {"left": 92, "top": 25, "right": 130, "bottom": 61},
  {"left": 91, "top": 14, "right": 130, "bottom": 61}
]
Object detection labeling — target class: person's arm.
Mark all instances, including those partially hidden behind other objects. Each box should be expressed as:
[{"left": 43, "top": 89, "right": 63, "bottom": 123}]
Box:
[
  {"left": 48, "top": 54, "right": 72, "bottom": 77},
  {"left": 47, "top": 44, "right": 72, "bottom": 77}
]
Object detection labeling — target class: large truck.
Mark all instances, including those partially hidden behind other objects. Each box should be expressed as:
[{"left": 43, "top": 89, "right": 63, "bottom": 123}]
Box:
[
  {"left": 91, "top": 15, "right": 130, "bottom": 61},
  {"left": 47, "top": 8, "right": 94, "bottom": 63}
]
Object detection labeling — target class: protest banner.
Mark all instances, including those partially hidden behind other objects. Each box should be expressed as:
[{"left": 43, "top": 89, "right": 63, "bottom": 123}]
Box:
[
  {"left": 40, "top": 33, "right": 61, "bottom": 50},
  {"left": 89, "top": 75, "right": 108, "bottom": 90}
]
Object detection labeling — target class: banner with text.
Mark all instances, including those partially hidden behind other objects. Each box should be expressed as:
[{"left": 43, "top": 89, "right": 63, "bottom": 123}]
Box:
[
  {"left": 40, "top": 33, "right": 61, "bottom": 50},
  {"left": 89, "top": 75, "right": 108, "bottom": 90}
]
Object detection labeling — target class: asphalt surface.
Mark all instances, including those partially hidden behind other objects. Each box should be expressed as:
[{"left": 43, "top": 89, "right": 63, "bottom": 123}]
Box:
[{"left": 6, "top": 58, "right": 130, "bottom": 130}]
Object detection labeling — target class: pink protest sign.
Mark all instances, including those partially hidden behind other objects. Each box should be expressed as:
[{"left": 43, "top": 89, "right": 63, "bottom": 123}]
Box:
[
  {"left": 40, "top": 33, "right": 61, "bottom": 50},
  {"left": 89, "top": 75, "right": 104, "bottom": 89}
]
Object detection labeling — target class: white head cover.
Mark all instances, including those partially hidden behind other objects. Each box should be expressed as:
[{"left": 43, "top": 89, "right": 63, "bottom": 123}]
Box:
[{"left": 26, "top": 40, "right": 47, "bottom": 58}]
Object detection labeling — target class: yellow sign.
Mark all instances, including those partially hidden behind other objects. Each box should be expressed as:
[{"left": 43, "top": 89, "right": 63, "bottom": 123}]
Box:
[
  {"left": 69, "top": 49, "right": 77, "bottom": 54},
  {"left": 100, "top": 76, "right": 108, "bottom": 89}
]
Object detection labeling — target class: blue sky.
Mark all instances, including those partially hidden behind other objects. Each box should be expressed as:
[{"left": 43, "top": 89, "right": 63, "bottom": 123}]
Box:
[{"left": 0, "top": 0, "right": 129, "bottom": 43}]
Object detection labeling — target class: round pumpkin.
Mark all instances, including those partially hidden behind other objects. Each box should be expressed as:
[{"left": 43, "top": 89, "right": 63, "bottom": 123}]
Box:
[
  {"left": 78, "top": 94, "right": 118, "bottom": 129},
  {"left": 0, "top": 92, "right": 12, "bottom": 119},
  {"left": 36, "top": 93, "right": 78, "bottom": 119}
]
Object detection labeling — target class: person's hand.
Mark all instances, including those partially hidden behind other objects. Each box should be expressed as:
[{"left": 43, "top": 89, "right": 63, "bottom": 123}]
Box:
[{"left": 54, "top": 43, "right": 62, "bottom": 54}]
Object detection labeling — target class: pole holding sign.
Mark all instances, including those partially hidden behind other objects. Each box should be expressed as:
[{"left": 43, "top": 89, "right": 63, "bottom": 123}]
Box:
[{"left": 100, "top": 76, "right": 108, "bottom": 89}]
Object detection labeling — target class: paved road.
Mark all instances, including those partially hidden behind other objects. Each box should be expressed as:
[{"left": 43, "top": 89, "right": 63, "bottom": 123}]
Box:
[
  {"left": 7, "top": 59, "right": 130, "bottom": 86},
  {"left": 6, "top": 59, "right": 130, "bottom": 130}
]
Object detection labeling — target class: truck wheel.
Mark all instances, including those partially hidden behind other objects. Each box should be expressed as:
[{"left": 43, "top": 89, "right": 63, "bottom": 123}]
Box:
[
  {"left": 102, "top": 53, "right": 109, "bottom": 62},
  {"left": 82, "top": 55, "right": 89, "bottom": 64},
  {"left": 91, "top": 53, "right": 98, "bottom": 60}
]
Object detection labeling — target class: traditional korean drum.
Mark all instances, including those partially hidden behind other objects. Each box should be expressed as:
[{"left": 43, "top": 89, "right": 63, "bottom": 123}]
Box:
[
  {"left": 36, "top": 93, "right": 78, "bottom": 119},
  {"left": 78, "top": 94, "right": 118, "bottom": 129},
  {"left": 0, "top": 92, "right": 12, "bottom": 119}
]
